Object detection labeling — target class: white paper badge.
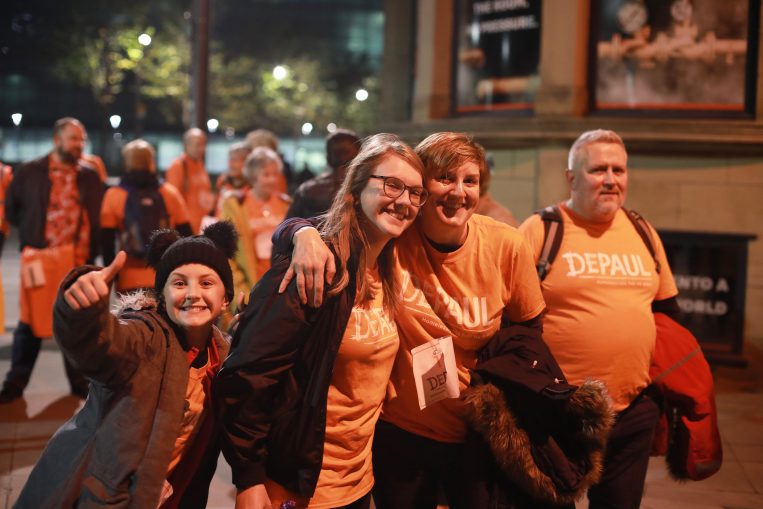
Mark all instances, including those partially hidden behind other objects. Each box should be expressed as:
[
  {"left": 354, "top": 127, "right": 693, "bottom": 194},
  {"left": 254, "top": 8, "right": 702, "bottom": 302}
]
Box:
[
  {"left": 21, "top": 258, "right": 46, "bottom": 289},
  {"left": 411, "top": 336, "right": 460, "bottom": 410}
]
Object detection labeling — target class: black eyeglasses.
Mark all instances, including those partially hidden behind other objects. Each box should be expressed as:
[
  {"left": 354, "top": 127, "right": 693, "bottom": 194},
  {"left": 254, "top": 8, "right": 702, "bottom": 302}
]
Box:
[{"left": 369, "top": 175, "right": 429, "bottom": 206}]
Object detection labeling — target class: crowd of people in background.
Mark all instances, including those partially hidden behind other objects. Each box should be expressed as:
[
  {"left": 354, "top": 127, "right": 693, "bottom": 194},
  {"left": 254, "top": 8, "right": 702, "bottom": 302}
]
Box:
[{"left": 0, "top": 117, "right": 715, "bottom": 509}]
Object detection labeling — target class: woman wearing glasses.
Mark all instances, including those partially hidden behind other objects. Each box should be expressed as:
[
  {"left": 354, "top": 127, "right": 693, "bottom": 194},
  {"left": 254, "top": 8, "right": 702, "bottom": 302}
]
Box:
[
  {"left": 215, "top": 133, "right": 429, "bottom": 509},
  {"left": 273, "top": 132, "right": 565, "bottom": 509}
]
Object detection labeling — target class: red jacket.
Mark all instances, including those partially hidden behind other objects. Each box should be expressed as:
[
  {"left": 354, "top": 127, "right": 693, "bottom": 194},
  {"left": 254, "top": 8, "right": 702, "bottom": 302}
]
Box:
[{"left": 650, "top": 312, "right": 722, "bottom": 481}]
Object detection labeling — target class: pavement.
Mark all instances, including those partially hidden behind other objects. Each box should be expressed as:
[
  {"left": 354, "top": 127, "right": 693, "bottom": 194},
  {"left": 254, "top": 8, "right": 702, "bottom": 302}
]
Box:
[{"left": 1, "top": 230, "right": 762, "bottom": 508}]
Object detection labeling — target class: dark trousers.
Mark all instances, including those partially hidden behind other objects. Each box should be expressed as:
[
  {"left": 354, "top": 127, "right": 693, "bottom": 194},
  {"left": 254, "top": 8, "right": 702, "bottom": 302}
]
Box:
[
  {"left": 2, "top": 321, "right": 88, "bottom": 393},
  {"left": 588, "top": 392, "right": 660, "bottom": 509},
  {"left": 372, "top": 420, "right": 469, "bottom": 509}
]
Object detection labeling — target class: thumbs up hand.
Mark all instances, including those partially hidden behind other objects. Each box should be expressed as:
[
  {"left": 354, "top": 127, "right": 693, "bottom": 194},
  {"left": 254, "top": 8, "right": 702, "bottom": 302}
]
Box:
[{"left": 64, "top": 251, "right": 127, "bottom": 310}]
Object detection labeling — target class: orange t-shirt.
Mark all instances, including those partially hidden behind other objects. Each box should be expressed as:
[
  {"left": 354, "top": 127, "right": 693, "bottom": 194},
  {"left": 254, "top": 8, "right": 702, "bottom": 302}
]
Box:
[
  {"left": 243, "top": 191, "right": 291, "bottom": 280},
  {"left": 80, "top": 153, "right": 108, "bottom": 182},
  {"left": 307, "top": 269, "right": 399, "bottom": 508},
  {"left": 381, "top": 215, "right": 546, "bottom": 443},
  {"left": 100, "top": 182, "right": 190, "bottom": 292},
  {"left": 519, "top": 204, "right": 678, "bottom": 411},
  {"left": 166, "top": 154, "right": 213, "bottom": 234}
]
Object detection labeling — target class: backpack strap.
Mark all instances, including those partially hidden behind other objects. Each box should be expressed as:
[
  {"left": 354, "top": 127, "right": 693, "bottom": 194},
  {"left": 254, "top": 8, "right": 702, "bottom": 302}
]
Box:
[
  {"left": 536, "top": 204, "right": 564, "bottom": 281},
  {"left": 623, "top": 208, "right": 661, "bottom": 274}
]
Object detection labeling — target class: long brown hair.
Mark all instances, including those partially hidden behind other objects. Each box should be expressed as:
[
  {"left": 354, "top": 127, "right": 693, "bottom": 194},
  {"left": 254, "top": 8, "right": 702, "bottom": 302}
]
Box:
[{"left": 320, "top": 133, "right": 424, "bottom": 315}]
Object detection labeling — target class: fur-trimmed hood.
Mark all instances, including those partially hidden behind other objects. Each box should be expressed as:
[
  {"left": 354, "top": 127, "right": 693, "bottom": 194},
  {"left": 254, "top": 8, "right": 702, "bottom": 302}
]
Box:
[
  {"left": 464, "top": 379, "right": 614, "bottom": 505},
  {"left": 113, "top": 288, "right": 159, "bottom": 315}
]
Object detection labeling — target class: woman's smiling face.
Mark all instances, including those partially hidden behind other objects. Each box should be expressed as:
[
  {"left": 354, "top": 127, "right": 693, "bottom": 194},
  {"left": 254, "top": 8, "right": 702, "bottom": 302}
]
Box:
[
  {"left": 358, "top": 154, "right": 423, "bottom": 248},
  {"left": 418, "top": 161, "right": 481, "bottom": 245}
]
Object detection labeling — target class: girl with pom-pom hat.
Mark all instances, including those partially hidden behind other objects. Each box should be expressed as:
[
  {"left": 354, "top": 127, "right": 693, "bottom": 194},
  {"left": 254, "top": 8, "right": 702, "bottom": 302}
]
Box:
[{"left": 15, "top": 221, "right": 239, "bottom": 509}]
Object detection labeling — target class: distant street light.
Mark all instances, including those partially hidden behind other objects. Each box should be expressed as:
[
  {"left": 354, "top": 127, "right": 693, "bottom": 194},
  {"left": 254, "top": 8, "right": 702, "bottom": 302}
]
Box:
[
  {"left": 109, "top": 115, "right": 122, "bottom": 129},
  {"left": 138, "top": 33, "right": 152, "bottom": 47},
  {"left": 11, "top": 113, "right": 22, "bottom": 126},
  {"left": 327, "top": 123, "right": 337, "bottom": 133},
  {"left": 355, "top": 88, "right": 369, "bottom": 101},
  {"left": 301, "top": 122, "right": 313, "bottom": 136},
  {"left": 273, "top": 65, "right": 288, "bottom": 80},
  {"left": 207, "top": 118, "right": 219, "bottom": 133}
]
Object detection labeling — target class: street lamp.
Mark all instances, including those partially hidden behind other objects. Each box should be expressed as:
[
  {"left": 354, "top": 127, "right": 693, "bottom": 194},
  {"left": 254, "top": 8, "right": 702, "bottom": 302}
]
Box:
[
  {"left": 355, "top": 88, "right": 369, "bottom": 101},
  {"left": 133, "top": 33, "right": 151, "bottom": 137},
  {"left": 11, "top": 113, "right": 22, "bottom": 161},
  {"left": 207, "top": 118, "right": 219, "bottom": 133},
  {"left": 326, "top": 122, "right": 337, "bottom": 133},
  {"left": 273, "top": 65, "right": 287, "bottom": 80},
  {"left": 301, "top": 122, "right": 313, "bottom": 136},
  {"left": 109, "top": 115, "right": 122, "bottom": 129}
]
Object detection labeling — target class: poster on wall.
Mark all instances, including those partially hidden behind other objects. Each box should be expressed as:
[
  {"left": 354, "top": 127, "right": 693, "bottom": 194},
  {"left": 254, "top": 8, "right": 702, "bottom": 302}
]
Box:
[
  {"left": 453, "top": 0, "right": 542, "bottom": 113},
  {"left": 593, "top": 0, "right": 754, "bottom": 113}
]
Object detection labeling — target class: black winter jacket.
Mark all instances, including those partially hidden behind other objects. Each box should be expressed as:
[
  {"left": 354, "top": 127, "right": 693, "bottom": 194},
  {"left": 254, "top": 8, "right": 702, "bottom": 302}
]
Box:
[
  {"left": 464, "top": 324, "right": 614, "bottom": 508},
  {"left": 215, "top": 252, "right": 357, "bottom": 497},
  {"left": 285, "top": 171, "right": 343, "bottom": 220},
  {"left": 5, "top": 154, "right": 104, "bottom": 261}
]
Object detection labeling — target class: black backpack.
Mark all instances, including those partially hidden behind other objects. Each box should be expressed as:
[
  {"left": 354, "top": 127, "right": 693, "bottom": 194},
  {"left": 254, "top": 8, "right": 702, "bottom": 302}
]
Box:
[
  {"left": 535, "top": 204, "right": 661, "bottom": 281},
  {"left": 119, "top": 182, "right": 169, "bottom": 259}
]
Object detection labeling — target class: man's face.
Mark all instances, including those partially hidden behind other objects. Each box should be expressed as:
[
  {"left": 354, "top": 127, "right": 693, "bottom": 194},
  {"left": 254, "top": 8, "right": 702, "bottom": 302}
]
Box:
[
  {"left": 567, "top": 142, "right": 628, "bottom": 223},
  {"left": 185, "top": 134, "right": 207, "bottom": 161},
  {"left": 54, "top": 124, "right": 87, "bottom": 164},
  {"left": 327, "top": 138, "right": 359, "bottom": 174}
]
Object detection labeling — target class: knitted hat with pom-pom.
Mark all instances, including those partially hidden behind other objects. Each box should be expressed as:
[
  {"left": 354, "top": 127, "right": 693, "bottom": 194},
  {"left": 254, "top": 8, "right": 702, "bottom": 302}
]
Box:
[{"left": 147, "top": 221, "right": 238, "bottom": 302}]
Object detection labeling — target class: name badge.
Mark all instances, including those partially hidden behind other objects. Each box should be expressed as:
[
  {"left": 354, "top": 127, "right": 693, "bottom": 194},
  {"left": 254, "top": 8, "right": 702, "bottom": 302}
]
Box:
[{"left": 411, "top": 336, "right": 459, "bottom": 410}]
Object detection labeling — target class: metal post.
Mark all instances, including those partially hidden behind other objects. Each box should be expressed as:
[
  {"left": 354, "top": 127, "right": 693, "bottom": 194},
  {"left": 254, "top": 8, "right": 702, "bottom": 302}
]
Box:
[{"left": 192, "top": 0, "right": 209, "bottom": 129}]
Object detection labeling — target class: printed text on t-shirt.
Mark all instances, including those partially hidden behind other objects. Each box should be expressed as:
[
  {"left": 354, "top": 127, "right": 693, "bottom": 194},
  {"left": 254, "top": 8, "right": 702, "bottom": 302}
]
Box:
[
  {"left": 400, "top": 270, "right": 489, "bottom": 328},
  {"left": 561, "top": 252, "right": 652, "bottom": 281}
]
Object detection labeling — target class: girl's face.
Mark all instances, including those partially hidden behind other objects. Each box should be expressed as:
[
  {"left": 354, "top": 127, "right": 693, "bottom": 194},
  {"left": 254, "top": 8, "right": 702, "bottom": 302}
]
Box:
[
  {"left": 252, "top": 161, "right": 281, "bottom": 198},
  {"left": 358, "top": 155, "right": 423, "bottom": 247},
  {"left": 419, "top": 161, "right": 481, "bottom": 243},
  {"left": 163, "top": 264, "right": 227, "bottom": 333}
]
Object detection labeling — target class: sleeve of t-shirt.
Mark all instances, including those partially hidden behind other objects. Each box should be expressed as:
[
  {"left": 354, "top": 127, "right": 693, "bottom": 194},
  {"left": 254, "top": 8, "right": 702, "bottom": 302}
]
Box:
[
  {"left": 505, "top": 234, "right": 546, "bottom": 323},
  {"left": 518, "top": 213, "right": 545, "bottom": 262},
  {"left": 647, "top": 222, "right": 679, "bottom": 300},
  {"left": 100, "top": 188, "right": 122, "bottom": 229},
  {"left": 161, "top": 182, "right": 191, "bottom": 227}
]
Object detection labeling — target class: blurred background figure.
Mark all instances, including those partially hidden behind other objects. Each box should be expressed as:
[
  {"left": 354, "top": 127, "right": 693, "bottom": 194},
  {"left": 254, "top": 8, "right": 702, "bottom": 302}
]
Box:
[
  {"left": 219, "top": 146, "right": 291, "bottom": 302},
  {"left": 0, "top": 117, "right": 103, "bottom": 404},
  {"left": 475, "top": 153, "right": 518, "bottom": 227},
  {"left": 80, "top": 152, "right": 108, "bottom": 183},
  {"left": 166, "top": 127, "right": 214, "bottom": 234},
  {"left": 100, "top": 139, "right": 192, "bottom": 294},
  {"left": 245, "top": 128, "right": 289, "bottom": 194},
  {"left": 215, "top": 141, "right": 252, "bottom": 213},
  {"left": 0, "top": 160, "right": 12, "bottom": 334},
  {"left": 286, "top": 128, "right": 360, "bottom": 219}
]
